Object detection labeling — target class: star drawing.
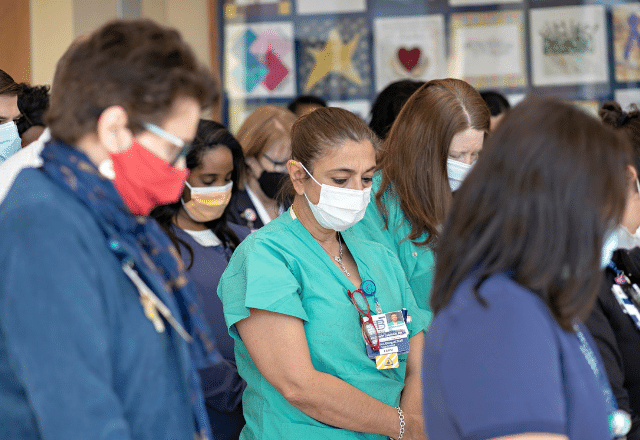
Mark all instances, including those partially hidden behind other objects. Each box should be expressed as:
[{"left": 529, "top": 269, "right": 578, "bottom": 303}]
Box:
[{"left": 304, "top": 28, "right": 363, "bottom": 92}]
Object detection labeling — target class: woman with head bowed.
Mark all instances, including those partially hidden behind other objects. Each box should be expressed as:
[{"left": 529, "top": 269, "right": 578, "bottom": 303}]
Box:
[
  {"left": 218, "top": 107, "right": 428, "bottom": 440},
  {"left": 152, "top": 120, "right": 250, "bottom": 439},
  {"left": 423, "top": 97, "right": 633, "bottom": 440},
  {"left": 229, "top": 105, "right": 296, "bottom": 230},
  {"left": 352, "top": 78, "right": 490, "bottom": 326},
  {"left": 0, "top": 19, "right": 223, "bottom": 440}
]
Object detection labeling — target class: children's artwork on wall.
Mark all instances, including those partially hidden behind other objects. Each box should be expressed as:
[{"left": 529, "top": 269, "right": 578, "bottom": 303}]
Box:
[
  {"left": 373, "top": 15, "right": 446, "bottom": 93},
  {"left": 613, "top": 5, "right": 640, "bottom": 83},
  {"left": 223, "top": 0, "right": 291, "bottom": 20},
  {"left": 615, "top": 88, "right": 640, "bottom": 111},
  {"left": 295, "top": 0, "right": 366, "bottom": 15},
  {"left": 530, "top": 5, "right": 608, "bottom": 86},
  {"left": 224, "top": 22, "right": 296, "bottom": 99},
  {"left": 327, "top": 99, "right": 371, "bottom": 122},
  {"left": 449, "top": 11, "right": 526, "bottom": 89},
  {"left": 297, "top": 17, "right": 371, "bottom": 99}
]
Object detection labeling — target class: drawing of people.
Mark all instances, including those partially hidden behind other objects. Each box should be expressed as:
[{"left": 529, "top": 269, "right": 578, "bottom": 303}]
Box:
[{"left": 624, "top": 13, "right": 640, "bottom": 61}]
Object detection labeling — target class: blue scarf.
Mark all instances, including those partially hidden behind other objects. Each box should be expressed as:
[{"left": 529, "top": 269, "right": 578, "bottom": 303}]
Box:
[{"left": 41, "top": 140, "right": 220, "bottom": 440}]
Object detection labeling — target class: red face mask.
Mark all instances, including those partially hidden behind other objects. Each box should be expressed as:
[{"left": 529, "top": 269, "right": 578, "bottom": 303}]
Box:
[{"left": 110, "top": 140, "right": 188, "bottom": 216}]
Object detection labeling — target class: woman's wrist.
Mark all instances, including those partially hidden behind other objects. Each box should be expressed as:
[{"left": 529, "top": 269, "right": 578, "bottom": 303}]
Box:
[{"left": 390, "top": 406, "right": 405, "bottom": 440}]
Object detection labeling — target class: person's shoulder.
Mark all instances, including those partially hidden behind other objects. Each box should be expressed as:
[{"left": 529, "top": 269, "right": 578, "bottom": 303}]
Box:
[
  {"left": 0, "top": 168, "right": 97, "bottom": 238},
  {"left": 442, "top": 273, "right": 557, "bottom": 334},
  {"left": 228, "top": 222, "right": 251, "bottom": 240}
]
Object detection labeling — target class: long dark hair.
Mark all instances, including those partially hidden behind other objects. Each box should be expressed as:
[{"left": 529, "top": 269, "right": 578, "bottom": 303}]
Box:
[
  {"left": 376, "top": 78, "right": 490, "bottom": 247},
  {"left": 151, "top": 120, "right": 245, "bottom": 268},
  {"left": 431, "top": 97, "right": 632, "bottom": 331}
]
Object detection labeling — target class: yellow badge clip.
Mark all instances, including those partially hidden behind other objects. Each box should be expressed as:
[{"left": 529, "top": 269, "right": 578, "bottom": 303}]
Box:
[{"left": 376, "top": 353, "right": 399, "bottom": 370}]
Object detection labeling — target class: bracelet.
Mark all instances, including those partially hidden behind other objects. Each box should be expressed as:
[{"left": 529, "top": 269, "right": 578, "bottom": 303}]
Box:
[{"left": 390, "top": 406, "right": 405, "bottom": 440}]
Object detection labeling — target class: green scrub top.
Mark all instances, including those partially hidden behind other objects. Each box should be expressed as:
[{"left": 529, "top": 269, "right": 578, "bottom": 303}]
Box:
[
  {"left": 218, "top": 209, "right": 426, "bottom": 440},
  {"left": 351, "top": 172, "right": 435, "bottom": 327}
]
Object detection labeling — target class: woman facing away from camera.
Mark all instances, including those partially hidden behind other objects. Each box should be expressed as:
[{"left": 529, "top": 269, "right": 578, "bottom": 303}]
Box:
[
  {"left": 423, "top": 97, "right": 634, "bottom": 439},
  {"left": 352, "top": 78, "right": 490, "bottom": 325},
  {"left": 152, "top": 120, "right": 250, "bottom": 439},
  {"left": 218, "top": 107, "right": 427, "bottom": 440}
]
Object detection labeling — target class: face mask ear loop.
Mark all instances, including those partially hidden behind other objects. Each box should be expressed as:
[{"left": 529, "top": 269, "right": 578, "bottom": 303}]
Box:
[
  {"left": 636, "top": 177, "right": 640, "bottom": 195},
  {"left": 298, "top": 162, "right": 322, "bottom": 188}
]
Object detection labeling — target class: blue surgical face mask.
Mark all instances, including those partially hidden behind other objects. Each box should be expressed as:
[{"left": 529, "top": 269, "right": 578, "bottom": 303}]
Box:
[
  {"left": 601, "top": 228, "right": 619, "bottom": 268},
  {"left": 0, "top": 121, "right": 21, "bottom": 164}
]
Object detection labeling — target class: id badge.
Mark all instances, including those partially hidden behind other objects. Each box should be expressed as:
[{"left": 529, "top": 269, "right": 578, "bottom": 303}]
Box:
[{"left": 366, "top": 309, "right": 410, "bottom": 360}]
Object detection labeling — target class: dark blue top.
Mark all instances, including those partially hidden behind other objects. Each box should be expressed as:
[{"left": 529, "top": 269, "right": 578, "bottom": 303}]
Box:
[
  {"left": 0, "top": 169, "right": 196, "bottom": 440},
  {"left": 227, "top": 190, "right": 264, "bottom": 231},
  {"left": 422, "top": 273, "right": 612, "bottom": 440},
  {"left": 174, "top": 224, "right": 250, "bottom": 440}
]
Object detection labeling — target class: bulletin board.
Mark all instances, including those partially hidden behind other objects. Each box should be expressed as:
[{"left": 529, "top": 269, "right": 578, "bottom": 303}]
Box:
[{"left": 217, "top": 0, "right": 640, "bottom": 131}]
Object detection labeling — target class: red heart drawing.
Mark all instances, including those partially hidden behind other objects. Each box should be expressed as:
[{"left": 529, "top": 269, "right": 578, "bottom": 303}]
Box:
[{"left": 397, "top": 47, "right": 421, "bottom": 72}]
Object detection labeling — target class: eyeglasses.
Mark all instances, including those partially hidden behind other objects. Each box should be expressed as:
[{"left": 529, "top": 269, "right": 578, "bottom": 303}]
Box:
[
  {"left": 144, "top": 122, "right": 192, "bottom": 166},
  {"left": 348, "top": 288, "right": 380, "bottom": 352},
  {"left": 262, "top": 154, "right": 289, "bottom": 172}
]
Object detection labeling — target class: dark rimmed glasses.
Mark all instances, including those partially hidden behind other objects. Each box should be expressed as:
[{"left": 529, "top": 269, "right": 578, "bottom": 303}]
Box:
[{"left": 348, "top": 288, "right": 380, "bottom": 352}]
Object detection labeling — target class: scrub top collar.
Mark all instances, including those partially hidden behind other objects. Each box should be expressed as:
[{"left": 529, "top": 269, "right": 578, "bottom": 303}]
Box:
[{"left": 288, "top": 208, "right": 372, "bottom": 292}]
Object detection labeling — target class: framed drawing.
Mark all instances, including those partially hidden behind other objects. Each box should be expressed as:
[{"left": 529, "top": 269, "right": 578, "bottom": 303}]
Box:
[
  {"left": 373, "top": 15, "right": 446, "bottom": 92},
  {"left": 224, "top": 21, "right": 296, "bottom": 99},
  {"left": 613, "top": 4, "right": 640, "bottom": 82},
  {"left": 449, "top": 11, "right": 526, "bottom": 89},
  {"left": 530, "top": 5, "right": 608, "bottom": 86}
]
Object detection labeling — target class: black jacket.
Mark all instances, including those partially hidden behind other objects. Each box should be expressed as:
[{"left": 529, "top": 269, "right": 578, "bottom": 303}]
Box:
[{"left": 586, "top": 247, "right": 640, "bottom": 440}]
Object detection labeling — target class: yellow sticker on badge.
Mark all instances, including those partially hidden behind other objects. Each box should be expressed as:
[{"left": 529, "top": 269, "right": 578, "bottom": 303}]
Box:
[{"left": 376, "top": 353, "right": 399, "bottom": 370}]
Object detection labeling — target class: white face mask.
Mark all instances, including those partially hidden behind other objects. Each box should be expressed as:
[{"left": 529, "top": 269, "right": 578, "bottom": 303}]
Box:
[
  {"left": 616, "top": 224, "right": 640, "bottom": 251},
  {"left": 447, "top": 158, "right": 474, "bottom": 192},
  {"left": 299, "top": 162, "right": 371, "bottom": 231},
  {"left": 0, "top": 121, "right": 21, "bottom": 164}
]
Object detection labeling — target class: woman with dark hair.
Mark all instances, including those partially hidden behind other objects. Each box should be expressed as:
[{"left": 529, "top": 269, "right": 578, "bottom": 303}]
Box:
[
  {"left": 368, "top": 79, "right": 423, "bottom": 140},
  {"left": 423, "top": 97, "right": 633, "bottom": 439},
  {"left": 353, "top": 78, "right": 490, "bottom": 324},
  {"left": 0, "top": 19, "right": 221, "bottom": 440},
  {"left": 152, "top": 119, "right": 249, "bottom": 439},
  {"left": 229, "top": 105, "right": 296, "bottom": 230},
  {"left": 480, "top": 90, "right": 510, "bottom": 130},
  {"left": 586, "top": 101, "right": 640, "bottom": 440},
  {"left": 218, "top": 107, "right": 427, "bottom": 439}
]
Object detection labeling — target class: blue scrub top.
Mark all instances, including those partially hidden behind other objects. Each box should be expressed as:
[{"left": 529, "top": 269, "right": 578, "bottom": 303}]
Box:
[
  {"left": 422, "top": 273, "right": 612, "bottom": 440},
  {"left": 351, "top": 172, "right": 435, "bottom": 327},
  {"left": 218, "top": 209, "right": 426, "bottom": 440}
]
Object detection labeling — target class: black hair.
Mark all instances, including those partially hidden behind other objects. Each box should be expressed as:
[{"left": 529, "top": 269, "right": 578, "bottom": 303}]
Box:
[
  {"left": 369, "top": 80, "right": 424, "bottom": 139},
  {"left": 480, "top": 91, "right": 510, "bottom": 117},
  {"left": 600, "top": 101, "right": 640, "bottom": 173},
  {"left": 17, "top": 85, "right": 50, "bottom": 136},
  {"left": 287, "top": 95, "right": 327, "bottom": 114},
  {"left": 151, "top": 120, "right": 245, "bottom": 269}
]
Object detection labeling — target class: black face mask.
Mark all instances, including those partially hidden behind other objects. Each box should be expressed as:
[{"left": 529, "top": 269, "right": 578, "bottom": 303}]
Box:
[{"left": 258, "top": 171, "right": 288, "bottom": 199}]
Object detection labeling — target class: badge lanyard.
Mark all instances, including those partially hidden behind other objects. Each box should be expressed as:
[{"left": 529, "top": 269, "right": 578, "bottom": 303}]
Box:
[{"left": 573, "top": 321, "right": 630, "bottom": 438}]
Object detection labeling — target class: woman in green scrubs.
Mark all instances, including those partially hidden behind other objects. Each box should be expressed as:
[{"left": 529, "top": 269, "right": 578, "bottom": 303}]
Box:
[
  {"left": 218, "top": 107, "right": 427, "bottom": 440},
  {"left": 352, "top": 78, "right": 490, "bottom": 326}
]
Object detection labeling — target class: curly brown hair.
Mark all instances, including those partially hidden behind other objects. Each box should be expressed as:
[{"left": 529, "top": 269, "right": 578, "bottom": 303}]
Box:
[{"left": 46, "top": 19, "right": 218, "bottom": 145}]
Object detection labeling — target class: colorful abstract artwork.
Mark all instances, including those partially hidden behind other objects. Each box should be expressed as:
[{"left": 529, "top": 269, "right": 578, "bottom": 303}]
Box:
[
  {"left": 530, "top": 5, "right": 608, "bottom": 86},
  {"left": 297, "top": 17, "right": 371, "bottom": 98},
  {"left": 224, "top": 22, "right": 295, "bottom": 99},
  {"left": 373, "top": 15, "right": 446, "bottom": 92},
  {"left": 450, "top": 11, "right": 526, "bottom": 89},
  {"left": 223, "top": 0, "right": 291, "bottom": 20},
  {"left": 613, "top": 4, "right": 640, "bottom": 82}
]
